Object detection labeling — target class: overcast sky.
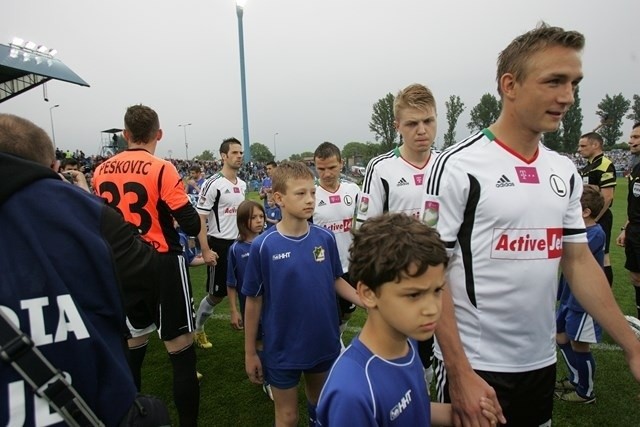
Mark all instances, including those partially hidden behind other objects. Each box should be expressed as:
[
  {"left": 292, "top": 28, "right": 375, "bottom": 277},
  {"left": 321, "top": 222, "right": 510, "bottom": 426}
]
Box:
[{"left": 2, "top": 0, "right": 638, "bottom": 161}]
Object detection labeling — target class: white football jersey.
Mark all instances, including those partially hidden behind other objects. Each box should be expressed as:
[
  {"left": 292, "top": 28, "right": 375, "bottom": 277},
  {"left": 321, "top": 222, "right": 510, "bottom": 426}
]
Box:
[
  {"left": 314, "top": 180, "right": 360, "bottom": 272},
  {"left": 424, "top": 129, "right": 586, "bottom": 373},
  {"left": 196, "top": 172, "right": 247, "bottom": 240},
  {"left": 356, "top": 147, "right": 437, "bottom": 227}
]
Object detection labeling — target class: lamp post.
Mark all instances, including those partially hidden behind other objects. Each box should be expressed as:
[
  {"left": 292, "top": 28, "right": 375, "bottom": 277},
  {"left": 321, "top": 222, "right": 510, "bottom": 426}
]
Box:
[
  {"left": 179, "top": 123, "right": 192, "bottom": 160},
  {"left": 49, "top": 104, "right": 60, "bottom": 148},
  {"left": 236, "top": 0, "right": 251, "bottom": 163},
  {"left": 273, "top": 132, "right": 278, "bottom": 161}
]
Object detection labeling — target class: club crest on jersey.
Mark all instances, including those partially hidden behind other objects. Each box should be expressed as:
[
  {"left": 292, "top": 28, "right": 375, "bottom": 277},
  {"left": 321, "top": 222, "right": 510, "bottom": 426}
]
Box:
[
  {"left": 313, "top": 246, "right": 325, "bottom": 262},
  {"left": 491, "top": 228, "right": 563, "bottom": 260},
  {"left": 413, "top": 174, "right": 424, "bottom": 186},
  {"left": 329, "top": 195, "right": 341, "bottom": 204},
  {"left": 359, "top": 195, "right": 369, "bottom": 214},
  {"left": 422, "top": 201, "right": 439, "bottom": 227},
  {"left": 233, "top": 187, "right": 240, "bottom": 193},
  {"left": 515, "top": 166, "right": 540, "bottom": 184},
  {"left": 344, "top": 195, "right": 353, "bottom": 206},
  {"left": 549, "top": 174, "right": 567, "bottom": 197}
]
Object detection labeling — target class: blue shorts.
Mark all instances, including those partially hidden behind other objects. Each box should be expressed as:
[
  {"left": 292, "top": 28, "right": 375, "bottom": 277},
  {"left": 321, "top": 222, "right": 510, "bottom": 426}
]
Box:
[
  {"left": 556, "top": 304, "right": 602, "bottom": 344},
  {"left": 266, "top": 358, "right": 336, "bottom": 389}
]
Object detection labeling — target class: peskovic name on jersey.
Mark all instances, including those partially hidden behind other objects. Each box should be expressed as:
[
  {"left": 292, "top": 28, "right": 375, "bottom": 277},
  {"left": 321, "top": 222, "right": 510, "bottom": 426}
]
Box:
[{"left": 491, "top": 228, "right": 562, "bottom": 260}]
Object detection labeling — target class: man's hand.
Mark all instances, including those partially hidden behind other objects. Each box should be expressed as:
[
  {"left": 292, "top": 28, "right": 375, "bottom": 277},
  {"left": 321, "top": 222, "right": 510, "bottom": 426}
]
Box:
[
  {"left": 201, "top": 248, "right": 218, "bottom": 266},
  {"left": 617, "top": 230, "right": 626, "bottom": 247},
  {"left": 449, "top": 371, "right": 506, "bottom": 427}
]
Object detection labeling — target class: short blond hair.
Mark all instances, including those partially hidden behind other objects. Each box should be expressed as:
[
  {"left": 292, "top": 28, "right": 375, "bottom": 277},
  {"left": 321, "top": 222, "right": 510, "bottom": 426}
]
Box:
[
  {"left": 496, "top": 22, "right": 584, "bottom": 96},
  {"left": 272, "top": 161, "right": 314, "bottom": 194},
  {"left": 393, "top": 84, "right": 436, "bottom": 119}
]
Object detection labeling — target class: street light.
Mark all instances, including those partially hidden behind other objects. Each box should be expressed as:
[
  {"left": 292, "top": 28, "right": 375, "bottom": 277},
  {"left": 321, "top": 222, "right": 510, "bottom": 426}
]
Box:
[
  {"left": 179, "top": 123, "right": 192, "bottom": 160},
  {"left": 273, "top": 132, "right": 278, "bottom": 161},
  {"left": 236, "top": 0, "right": 251, "bottom": 163},
  {"left": 49, "top": 104, "right": 60, "bottom": 148}
]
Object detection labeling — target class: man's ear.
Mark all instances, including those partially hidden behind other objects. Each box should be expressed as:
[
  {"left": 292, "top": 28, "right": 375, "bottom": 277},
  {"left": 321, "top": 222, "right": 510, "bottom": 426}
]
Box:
[
  {"left": 500, "top": 72, "right": 517, "bottom": 101},
  {"left": 357, "top": 281, "right": 378, "bottom": 310}
]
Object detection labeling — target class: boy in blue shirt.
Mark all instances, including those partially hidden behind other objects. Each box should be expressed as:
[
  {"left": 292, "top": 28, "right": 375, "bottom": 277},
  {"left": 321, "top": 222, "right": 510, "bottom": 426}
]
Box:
[
  {"left": 242, "top": 161, "right": 362, "bottom": 426},
  {"left": 555, "top": 185, "right": 606, "bottom": 404},
  {"left": 317, "top": 213, "right": 499, "bottom": 426},
  {"left": 265, "top": 196, "right": 282, "bottom": 229}
]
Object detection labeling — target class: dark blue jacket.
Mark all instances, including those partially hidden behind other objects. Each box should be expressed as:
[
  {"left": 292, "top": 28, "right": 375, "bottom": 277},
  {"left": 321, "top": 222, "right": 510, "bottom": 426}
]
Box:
[{"left": 0, "top": 153, "right": 157, "bottom": 426}]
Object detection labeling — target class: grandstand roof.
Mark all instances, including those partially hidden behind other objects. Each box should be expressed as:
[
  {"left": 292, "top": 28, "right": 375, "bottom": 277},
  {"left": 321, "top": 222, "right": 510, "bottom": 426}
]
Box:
[{"left": 0, "top": 43, "right": 89, "bottom": 103}]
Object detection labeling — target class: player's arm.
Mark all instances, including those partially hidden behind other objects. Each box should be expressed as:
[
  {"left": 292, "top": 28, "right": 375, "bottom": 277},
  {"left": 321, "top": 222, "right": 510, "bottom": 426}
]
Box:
[
  {"left": 435, "top": 288, "right": 505, "bottom": 427},
  {"left": 425, "top": 161, "right": 505, "bottom": 427},
  {"left": 197, "top": 213, "right": 217, "bottom": 265},
  {"left": 355, "top": 164, "right": 384, "bottom": 228},
  {"left": 561, "top": 242, "right": 640, "bottom": 382},
  {"left": 335, "top": 277, "right": 363, "bottom": 308},
  {"left": 617, "top": 218, "right": 630, "bottom": 247},
  {"left": 594, "top": 185, "right": 614, "bottom": 222},
  {"left": 244, "top": 295, "right": 263, "bottom": 384}
]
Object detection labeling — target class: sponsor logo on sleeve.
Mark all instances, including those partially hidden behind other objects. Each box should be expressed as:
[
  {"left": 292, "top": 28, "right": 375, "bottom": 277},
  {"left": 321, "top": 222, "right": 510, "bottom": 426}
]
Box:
[
  {"left": 358, "top": 195, "right": 369, "bottom": 214},
  {"left": 491, "top": 228, "right": 563, "bottom": 260},
  {"left": 422, "top": 201, "right": 439, "bottom": 227}
]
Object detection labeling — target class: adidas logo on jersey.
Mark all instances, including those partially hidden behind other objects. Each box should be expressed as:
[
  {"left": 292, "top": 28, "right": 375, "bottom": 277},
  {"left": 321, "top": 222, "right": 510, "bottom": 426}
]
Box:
[
  {"left": 496, "top": 175, "right": 515, "bottom": 188},
  {"left": 318, "top": 200, "right": 327, "bottom": 207},
  {"left": 396, "top": 177, "right": 409, "bottom": 186}
]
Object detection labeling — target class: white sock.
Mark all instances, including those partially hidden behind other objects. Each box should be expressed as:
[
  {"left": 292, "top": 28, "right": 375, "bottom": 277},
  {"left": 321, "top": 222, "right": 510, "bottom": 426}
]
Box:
[{"left": 195, "top": 296, "right": 215, "bottom": 332}]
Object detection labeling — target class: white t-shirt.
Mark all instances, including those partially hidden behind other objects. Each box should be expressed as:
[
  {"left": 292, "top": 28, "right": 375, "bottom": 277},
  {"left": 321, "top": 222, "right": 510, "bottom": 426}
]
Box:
[
  {"left": 423, "top": 129, "right": 587, "bottom": 373},
  {"left": 196, "top": 172, "right": 246, "bottom": 240},
  {"left": 313, "top": 180, "right": 360, "bottom": 272},
  {"left": 356, "top": 147, "right": 436, "bottom": 227}
]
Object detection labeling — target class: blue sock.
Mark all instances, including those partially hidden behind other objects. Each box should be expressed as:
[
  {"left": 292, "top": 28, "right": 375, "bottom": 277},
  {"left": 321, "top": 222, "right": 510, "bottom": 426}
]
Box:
[
  {"left": 573, "top": 351, "right": 596, "bottom": 398},
  {"left": 307, "top": 401, "right": 317, "bottom": 427},
  {"left": 558, "top": 341, "right": 577, "bottom": 384}
]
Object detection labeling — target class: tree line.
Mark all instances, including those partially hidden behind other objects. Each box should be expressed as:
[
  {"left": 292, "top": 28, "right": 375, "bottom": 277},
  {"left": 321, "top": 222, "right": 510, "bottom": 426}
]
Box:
[{"left": 194, "top": 93, "right": 640, "bottom": 165}]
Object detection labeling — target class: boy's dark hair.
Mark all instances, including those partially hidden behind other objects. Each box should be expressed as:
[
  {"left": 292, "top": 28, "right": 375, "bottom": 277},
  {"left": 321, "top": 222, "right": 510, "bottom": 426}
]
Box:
[
  {"left": 581, "top": 185, "right": 604, "bottom": 220},
  {"left": 124, "top": 105, "right": 159, "bottom": 143},
  {"left": 634, "top": 122, "right": 640, "bottom": 130},
  {"left": 189, "top": 165, "right": 202, "bottom": 173},
  {"left": 266, "top": 161, "right": 277, "bottom": 168},
  {"left": 349, "top": 213, "right": 448, "bottom": 291},
  {"left": 314, "top": 142, "right": 342, "bottom": 161},
  {"left": 60, "top": 158, "right": 79, "bottom": 169},
  {"left": 220, "top": 137, "right": 242, "bottom": 155},
  {"left": 272, "top": 161, "right": 314, "bottom": 194},
  {"left": 236, "top": 200, "right": 265, "bottom": 241}
]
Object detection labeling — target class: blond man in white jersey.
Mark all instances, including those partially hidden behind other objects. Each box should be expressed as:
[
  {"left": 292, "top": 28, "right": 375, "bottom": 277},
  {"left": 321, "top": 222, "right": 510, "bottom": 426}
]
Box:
[
  {"left": 425, "top": 23, "right": 640, "bottom": 426},
  {"left": 356, "top": 83, "right": 439, "bottom": 376}
]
